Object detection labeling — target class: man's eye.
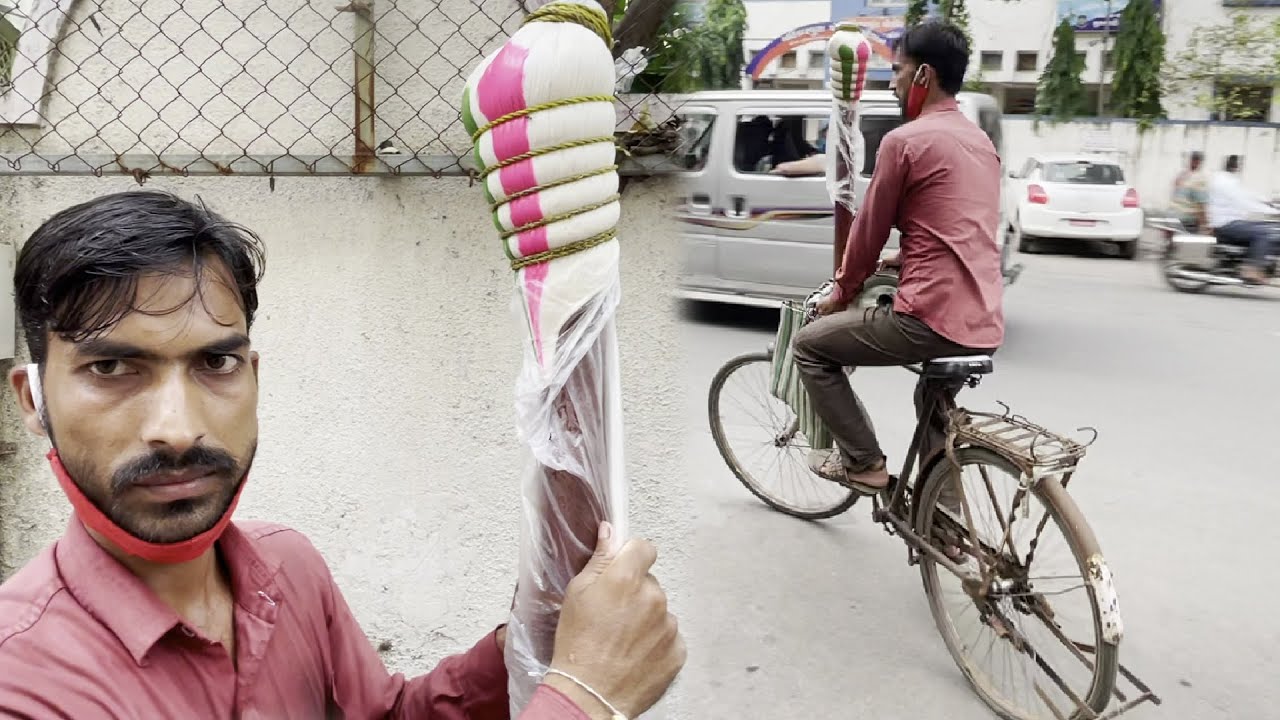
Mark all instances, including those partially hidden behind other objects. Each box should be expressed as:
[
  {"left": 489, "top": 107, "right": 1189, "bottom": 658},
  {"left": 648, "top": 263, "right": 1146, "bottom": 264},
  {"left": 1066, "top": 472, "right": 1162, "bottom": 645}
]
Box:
[
  {"left": 204, "top": 354, "right": 242, "bottom": 373},
  {"left": 89, "top": 360, "right": 128, "bottom": 376}
]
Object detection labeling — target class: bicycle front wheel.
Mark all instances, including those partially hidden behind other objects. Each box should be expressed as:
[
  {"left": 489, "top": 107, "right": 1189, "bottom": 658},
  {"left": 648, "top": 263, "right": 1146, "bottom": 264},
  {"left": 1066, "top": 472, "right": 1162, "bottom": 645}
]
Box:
[
  {"left": 708, "top": 351, "right": 859, "bottom": 520},
  {"left": 914, "top": 448, "right": 1120, "bottom": 720}
]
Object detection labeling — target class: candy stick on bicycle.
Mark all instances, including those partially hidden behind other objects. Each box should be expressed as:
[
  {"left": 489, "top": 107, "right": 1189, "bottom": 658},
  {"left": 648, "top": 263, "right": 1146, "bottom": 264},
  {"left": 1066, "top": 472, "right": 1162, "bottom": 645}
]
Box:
[
  {"left": 460, "top": 1, "right": 627, "bottom": 713},
  {"left": 825, "top": 24, "right": 872, "bottom": 276}
]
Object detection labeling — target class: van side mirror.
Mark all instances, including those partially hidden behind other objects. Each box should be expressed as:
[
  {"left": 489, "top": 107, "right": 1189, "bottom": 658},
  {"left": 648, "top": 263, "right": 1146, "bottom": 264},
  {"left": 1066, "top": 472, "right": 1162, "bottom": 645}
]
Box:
[{"left": 1006, "top": 170, "right": 1018, "bottom": 179}]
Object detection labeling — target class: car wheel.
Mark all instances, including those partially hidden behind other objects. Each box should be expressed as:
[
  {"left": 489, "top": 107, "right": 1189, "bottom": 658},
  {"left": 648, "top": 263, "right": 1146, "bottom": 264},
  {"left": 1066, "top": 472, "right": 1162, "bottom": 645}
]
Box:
[
  {"left": 1115, "top": 239, "right": 1139, "bottom": 260},
  {"left": 1012, "top": 221, "right": 1036, "bottom": 254}
]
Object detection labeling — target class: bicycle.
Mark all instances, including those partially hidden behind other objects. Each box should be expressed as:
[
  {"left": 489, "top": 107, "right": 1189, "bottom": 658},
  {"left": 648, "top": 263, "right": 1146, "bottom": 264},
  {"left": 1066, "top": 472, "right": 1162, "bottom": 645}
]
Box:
[{"left": 707, "top": 294, "right": 1161, "bottom": 719}]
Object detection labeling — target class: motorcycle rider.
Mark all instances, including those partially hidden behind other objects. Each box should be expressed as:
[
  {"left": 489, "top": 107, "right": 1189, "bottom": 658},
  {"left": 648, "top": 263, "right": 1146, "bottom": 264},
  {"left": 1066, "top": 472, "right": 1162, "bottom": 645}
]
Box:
[
  {"left": 792, "top": 20, "right": 1004, "bottom": 494},
  {"left": 1170, "top": 151, "right": 1207, "bottom": 232},
  {"left": 1206, "top": 154, "right": 1279, "bottom": 284}
]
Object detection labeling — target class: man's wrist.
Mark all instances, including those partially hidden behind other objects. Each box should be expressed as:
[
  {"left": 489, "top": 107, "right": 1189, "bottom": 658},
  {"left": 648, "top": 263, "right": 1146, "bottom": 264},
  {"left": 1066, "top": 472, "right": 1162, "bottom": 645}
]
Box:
[{"left": 541, "top": 673, "right": 617, "bottom": 720}]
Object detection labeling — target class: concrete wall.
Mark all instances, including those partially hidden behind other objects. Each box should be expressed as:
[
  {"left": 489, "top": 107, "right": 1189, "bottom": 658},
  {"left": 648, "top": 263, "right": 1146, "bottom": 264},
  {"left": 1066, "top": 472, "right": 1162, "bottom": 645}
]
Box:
[
  {"left": 1001, "top": 116, "right": 1280, "bottom": 207},
  {"left": 0, "top": 173, "right": 691, "bottom": 713}
]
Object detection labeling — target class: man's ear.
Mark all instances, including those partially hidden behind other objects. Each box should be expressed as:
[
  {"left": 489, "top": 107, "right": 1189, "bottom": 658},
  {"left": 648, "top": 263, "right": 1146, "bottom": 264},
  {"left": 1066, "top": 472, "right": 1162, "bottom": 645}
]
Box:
[
  {"left": 8, "top": 364, "right": 48, "bottom": 438},
  {"left": 250, "top": 350, "right": 260, "bottom": 380}
]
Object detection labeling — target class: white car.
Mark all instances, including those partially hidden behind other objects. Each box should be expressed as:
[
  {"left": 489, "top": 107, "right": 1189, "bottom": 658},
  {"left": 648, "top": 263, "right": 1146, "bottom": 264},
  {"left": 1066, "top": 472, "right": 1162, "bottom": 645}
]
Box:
[{"left": 1005, "top": 154, "right": 1144, "bottom": 259}]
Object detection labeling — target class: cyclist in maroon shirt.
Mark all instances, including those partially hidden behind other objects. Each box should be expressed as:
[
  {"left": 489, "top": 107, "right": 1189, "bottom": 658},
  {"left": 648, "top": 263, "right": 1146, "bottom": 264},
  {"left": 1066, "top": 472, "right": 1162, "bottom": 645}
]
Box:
[{"left": 794, "top": 21, "right": 1006, "bottom": 494}]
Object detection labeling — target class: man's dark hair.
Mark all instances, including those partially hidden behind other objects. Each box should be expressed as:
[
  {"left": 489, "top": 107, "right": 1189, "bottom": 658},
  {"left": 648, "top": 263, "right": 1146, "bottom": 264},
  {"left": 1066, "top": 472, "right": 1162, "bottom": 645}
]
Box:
[
  {"left": 1224, "top": 155, "right": 1241, "bottom": 173},
  {"left": 1189, "top": 151, "right": 1203, "bottom": 165},
  {"left": 15, "top": 190, "right": 267, "bottom": 364},
  {"left": 897, "top": 20, "right": 971, "bottom": 96}
]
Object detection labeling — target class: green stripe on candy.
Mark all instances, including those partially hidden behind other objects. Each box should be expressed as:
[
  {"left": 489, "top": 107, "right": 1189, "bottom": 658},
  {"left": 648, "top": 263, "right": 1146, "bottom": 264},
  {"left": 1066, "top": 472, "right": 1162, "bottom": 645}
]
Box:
[
  {"left": 838, "top": 44, "right": 855, "bottom": 103},
  {"left": 460, "top": 85, "right": 478, "bottom": 137}
]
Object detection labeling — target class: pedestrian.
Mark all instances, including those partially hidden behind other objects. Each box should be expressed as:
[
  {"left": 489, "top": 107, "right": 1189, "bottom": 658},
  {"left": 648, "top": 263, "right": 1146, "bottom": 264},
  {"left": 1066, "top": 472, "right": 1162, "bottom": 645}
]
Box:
[{"left": 0, "top": 190, "right": 685, "bottom": 719}]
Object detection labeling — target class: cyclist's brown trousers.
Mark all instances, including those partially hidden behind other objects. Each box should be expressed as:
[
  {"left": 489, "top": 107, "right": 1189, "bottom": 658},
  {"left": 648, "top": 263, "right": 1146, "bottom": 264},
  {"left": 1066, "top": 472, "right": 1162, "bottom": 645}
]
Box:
[{"left": 792, "top": 306, "right": 995, "bottom": 474}]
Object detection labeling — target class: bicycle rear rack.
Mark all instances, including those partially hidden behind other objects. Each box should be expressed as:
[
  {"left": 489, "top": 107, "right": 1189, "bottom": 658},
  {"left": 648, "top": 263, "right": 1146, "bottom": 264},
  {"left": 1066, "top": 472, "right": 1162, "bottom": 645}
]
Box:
[
  {"left": 947, "top": 401, "right": 1095, "bottom": 485},
  {"left": 944, "top": 402, "right": 1162, "bottom": 718}
]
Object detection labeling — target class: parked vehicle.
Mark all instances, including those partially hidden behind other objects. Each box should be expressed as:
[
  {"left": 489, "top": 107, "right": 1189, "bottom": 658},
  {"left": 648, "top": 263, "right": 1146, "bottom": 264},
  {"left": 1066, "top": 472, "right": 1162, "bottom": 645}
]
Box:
[
  {"left": 1005, "top": 154, "right": 1144, "bottom": 259},
  {"left": 1148, "top": 214, "right": 1280, "bottom": 293},
  {"left": 672, "top": 89, "right": 1018, "bottom": 309}
]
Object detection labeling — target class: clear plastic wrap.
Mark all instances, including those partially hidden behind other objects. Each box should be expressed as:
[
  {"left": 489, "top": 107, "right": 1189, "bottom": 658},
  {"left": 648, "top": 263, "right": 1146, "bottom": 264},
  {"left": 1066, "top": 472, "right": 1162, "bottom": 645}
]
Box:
[
  {"left": 505, "top": 270, "right": 627, "bottom": 713},
  {"left": 825, "top": 101, "right": 862, "bottom": 212},
  {"left": 458, "top": 1, "right": 628, "bottom": 714},
  {"left": 825, "top": 26, "right": 872, "bottom": 215}
]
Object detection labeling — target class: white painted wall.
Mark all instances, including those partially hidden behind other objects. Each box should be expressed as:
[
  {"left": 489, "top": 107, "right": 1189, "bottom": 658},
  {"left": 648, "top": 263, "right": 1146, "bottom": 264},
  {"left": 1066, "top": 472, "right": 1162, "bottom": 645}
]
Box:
[{"left": 1001, "top": 117, "right": 1280, "bottom": 207}]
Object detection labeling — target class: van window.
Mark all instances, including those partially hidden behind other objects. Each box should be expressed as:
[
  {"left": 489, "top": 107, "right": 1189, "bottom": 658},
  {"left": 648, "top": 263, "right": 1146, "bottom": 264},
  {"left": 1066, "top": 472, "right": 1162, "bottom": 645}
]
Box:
[
  {"left": 859, "top": 114, "right": 903, "bottom": 177},
  {"left": 732, "top": 112, "right": 827, "bottom": 173},
  {"left": 672, "top": 111, "right": 716, "bottom": 171},
  {"left": 978, "top": 106, "right": 1003, "bottom": 154}
]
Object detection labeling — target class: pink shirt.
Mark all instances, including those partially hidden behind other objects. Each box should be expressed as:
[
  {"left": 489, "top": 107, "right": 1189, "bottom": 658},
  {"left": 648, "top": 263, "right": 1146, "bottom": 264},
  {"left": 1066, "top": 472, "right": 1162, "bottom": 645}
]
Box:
[
  {"left": 0, "top": 517, "right": 590, "bottom": 720},
  {"left": 832, "top": 98, "right": 1005, "bottom": 350}
]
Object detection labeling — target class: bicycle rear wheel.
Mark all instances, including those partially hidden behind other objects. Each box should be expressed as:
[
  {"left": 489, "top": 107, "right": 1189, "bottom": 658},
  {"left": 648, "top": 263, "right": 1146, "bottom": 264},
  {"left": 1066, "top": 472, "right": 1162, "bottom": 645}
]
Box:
[
  {"left": 914, "top": 448, "right": 1120, "bottom": 720},
  {"left": 708, "top": 351, "right": 859, "bottom": 520}
]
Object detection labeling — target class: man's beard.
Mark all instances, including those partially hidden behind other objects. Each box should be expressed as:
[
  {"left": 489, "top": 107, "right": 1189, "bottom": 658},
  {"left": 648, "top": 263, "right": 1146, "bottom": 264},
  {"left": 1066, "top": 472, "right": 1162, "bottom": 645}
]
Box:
[{"left": 55, "top": 432, "right": 253, "bottom": 544}]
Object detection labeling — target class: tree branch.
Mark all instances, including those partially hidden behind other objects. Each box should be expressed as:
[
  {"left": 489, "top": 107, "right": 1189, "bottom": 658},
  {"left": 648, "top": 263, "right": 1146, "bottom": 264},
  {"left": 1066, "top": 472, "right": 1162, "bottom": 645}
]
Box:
[{"left": 612, "top": 0, "right": 679, "bottom": 57}]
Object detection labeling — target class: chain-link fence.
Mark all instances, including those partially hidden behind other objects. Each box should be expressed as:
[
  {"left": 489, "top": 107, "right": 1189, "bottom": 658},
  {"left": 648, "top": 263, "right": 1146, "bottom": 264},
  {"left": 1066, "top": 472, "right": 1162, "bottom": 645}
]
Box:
[{"left": 0, "top": 0, "right": 692, "bottom": 180}]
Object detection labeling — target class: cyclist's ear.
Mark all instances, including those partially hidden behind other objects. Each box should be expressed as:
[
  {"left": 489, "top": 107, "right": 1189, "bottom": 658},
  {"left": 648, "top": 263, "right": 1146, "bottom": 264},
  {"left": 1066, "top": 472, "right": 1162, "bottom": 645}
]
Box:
[{"left": 912, "top": 64, "right": 933, "bottom": 89}]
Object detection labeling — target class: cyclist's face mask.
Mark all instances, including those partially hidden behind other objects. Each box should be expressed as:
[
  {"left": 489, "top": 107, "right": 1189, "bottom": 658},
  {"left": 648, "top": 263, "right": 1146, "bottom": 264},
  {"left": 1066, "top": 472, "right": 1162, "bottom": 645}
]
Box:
[{"left": 904, "top": 64, "right": 932, "bottom": 122}]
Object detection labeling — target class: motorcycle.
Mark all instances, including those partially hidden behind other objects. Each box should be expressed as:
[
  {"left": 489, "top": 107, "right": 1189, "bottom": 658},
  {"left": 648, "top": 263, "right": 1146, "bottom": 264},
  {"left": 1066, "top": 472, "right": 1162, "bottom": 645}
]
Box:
[{"left": 1148, "top": 212, "right": 1280, "bottom": 293}]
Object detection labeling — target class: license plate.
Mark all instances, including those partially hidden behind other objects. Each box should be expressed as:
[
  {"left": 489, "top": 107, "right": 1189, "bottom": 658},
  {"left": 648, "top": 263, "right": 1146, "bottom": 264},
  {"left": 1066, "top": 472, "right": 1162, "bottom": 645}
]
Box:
[{"left": 1069, "top": 219, "right": 1097, "bottom": 227}]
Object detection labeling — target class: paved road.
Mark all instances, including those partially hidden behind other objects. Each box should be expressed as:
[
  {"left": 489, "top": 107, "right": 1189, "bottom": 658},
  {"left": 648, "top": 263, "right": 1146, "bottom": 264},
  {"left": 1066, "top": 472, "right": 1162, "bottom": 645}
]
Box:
[{"left": 675, "top": 250, "right": 1279, "bottom": 719}]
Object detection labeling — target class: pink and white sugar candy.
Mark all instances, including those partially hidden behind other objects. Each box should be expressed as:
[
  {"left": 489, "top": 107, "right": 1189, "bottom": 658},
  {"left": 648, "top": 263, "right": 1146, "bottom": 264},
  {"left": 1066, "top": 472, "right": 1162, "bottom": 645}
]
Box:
[{"left": 461, "top": 0, "right": 620, "bottom": 372}]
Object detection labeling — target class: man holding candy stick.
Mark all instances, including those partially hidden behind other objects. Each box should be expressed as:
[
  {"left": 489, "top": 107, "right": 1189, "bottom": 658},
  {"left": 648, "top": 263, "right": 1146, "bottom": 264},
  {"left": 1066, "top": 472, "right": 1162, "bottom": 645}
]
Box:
[{"left": 0, "top": 190, "right": 683, "bottom": 719}]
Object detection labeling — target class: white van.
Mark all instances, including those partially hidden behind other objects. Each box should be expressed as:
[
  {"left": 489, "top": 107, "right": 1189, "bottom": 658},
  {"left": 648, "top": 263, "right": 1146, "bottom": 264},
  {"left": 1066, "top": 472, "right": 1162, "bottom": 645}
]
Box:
[{"left": 672, "top": 89, "right": 1019, "bottom": 308}]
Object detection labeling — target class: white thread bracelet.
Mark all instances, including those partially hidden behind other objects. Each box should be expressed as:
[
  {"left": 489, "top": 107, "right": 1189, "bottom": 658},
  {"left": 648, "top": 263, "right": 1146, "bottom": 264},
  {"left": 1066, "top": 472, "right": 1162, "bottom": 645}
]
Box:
[{"left": 545, "top": 668, "right": 628, "bottom": 720}]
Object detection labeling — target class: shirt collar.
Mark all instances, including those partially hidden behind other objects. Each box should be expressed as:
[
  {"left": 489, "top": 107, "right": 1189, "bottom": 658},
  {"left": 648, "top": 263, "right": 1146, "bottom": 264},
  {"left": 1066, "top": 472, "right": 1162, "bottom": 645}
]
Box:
[
  {"left": 921, "top": 97, "right": 960, "bottom": 117},
  {"left": 55, "top": 516, "right": 282, "bottom": 666}
]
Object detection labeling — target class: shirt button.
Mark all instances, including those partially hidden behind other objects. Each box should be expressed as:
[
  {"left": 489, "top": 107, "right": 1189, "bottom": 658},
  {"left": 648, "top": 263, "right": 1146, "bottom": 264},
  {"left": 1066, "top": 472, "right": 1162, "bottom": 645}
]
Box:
[{"left": 180, "top": 626, "right": 196, "bottom": 637}]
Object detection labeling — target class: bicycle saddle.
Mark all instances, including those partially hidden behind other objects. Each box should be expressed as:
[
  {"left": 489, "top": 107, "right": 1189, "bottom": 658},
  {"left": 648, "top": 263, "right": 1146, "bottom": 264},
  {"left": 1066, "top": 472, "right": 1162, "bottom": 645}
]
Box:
[{"left": 923, "top": 355, "right": 994, "bottom": 379}]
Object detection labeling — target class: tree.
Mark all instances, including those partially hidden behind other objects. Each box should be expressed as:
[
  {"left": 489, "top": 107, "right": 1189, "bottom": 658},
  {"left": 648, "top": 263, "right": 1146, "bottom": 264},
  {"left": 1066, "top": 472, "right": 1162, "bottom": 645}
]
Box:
[
  {"left": 1167, "top": 12, "right": 1280, "bottom": 121},
  {"left": 1036, "top": 18, "right": 1086, "bottom": 121},
  {"left": 626, "top": 0, "right": 745, "bottom": 93},
  {"left": 612, "top": 0, "right": 681, "bottom": 59},
  {"left": 1109, "top": 0, "right": 1164, "bottom": 122},
  {"left": 905, "top": 0, "right": 930, "bottom": 28},
  {"left": 937, "top": 0, "right": 972, "bottom": 47},
  {"left": 696, "top": 0, "right": 746, "bottom": 89}
]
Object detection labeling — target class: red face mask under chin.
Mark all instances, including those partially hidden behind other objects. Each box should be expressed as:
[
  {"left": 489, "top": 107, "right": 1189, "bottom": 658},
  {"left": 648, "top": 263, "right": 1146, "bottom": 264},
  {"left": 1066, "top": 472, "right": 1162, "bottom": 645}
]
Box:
[{"left": 47, "top": 448, "right": 247, "bottom": 564}]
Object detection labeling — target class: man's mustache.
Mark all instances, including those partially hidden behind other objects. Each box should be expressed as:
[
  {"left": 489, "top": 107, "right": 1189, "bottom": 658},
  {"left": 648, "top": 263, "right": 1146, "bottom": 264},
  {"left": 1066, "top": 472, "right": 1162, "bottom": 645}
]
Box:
[{"left": 111, "top": 445, "right": 239, "bottom": 494}]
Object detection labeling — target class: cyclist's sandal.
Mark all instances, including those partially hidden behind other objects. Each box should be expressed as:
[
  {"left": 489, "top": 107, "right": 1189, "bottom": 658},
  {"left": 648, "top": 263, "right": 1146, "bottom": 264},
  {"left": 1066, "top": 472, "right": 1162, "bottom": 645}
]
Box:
[{"left": 809, "top": 449, "right": 889, "bottom": 496}]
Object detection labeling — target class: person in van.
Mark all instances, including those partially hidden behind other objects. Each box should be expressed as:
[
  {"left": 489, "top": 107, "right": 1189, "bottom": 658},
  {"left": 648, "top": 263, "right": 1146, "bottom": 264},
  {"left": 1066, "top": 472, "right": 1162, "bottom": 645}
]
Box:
[{"left": 791, "top": 20, "right": 1005, "bottom": 494}]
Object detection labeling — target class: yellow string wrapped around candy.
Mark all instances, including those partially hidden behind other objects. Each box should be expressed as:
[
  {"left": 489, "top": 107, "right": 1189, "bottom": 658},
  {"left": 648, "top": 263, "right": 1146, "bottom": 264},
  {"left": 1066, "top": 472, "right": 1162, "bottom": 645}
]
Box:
[{"left": 460, "top": 1, "right": 628, "bottom": 713}]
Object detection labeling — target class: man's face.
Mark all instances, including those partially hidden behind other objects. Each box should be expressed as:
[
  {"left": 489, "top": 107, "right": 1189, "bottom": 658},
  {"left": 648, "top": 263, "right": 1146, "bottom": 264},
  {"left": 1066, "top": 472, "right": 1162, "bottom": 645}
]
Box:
[
  {"left": 31, "top": 259, "right": 259, "bottom": 544},
  {"left": 891, "top": 50, "right": 920, "bottom": 118}
]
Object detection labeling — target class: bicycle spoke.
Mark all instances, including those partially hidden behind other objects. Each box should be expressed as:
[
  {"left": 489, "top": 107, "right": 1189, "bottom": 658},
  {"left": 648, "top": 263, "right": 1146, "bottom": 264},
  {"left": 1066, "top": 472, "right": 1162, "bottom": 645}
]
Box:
[{"left": 710, "top": 355, "right": 855, "bottom": 517}]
